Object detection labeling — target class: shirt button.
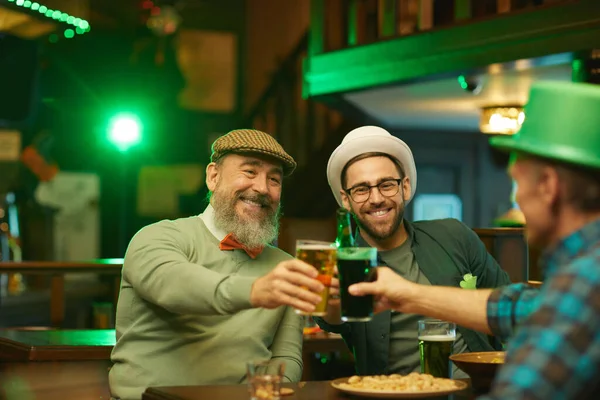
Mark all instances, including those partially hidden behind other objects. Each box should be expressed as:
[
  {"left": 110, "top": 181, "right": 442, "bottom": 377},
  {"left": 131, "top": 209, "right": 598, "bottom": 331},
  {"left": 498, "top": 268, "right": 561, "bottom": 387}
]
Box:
[{"left": 381, "top": 334, "right": 386, "bottom": 339}]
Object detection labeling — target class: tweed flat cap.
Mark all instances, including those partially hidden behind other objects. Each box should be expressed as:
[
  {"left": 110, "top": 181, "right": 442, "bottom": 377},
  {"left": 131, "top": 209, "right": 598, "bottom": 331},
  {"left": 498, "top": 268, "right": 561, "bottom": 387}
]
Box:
[{"left": 211, "top": 129, "right": 297, "bottom": 175}]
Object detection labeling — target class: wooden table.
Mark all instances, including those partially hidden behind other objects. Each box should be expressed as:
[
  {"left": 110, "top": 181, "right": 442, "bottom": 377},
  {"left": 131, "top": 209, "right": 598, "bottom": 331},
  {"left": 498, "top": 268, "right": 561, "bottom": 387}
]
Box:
[
  {"left": 0, "top": 329, "right": 349, "bottom": 399},
  {"left": 0, "top": 329, "right": 114, "bottom": 361},
  {"left": 0, "top": 329, "right": 115, "bottom": 399},
  {"left": 0, "top": 329, "right": 348, "bottom": 382},
  {"left": 143, "top": 381, "right": 475, "bottom": 399},
  {"left": 0, "top": 360, "right": 112, "bottom": 400},
  {"left": 0, "top": 329, "right": 346, "bottom": 362},
  {"left": 0, "top": 259, "right": 123, "bottom": 327}
]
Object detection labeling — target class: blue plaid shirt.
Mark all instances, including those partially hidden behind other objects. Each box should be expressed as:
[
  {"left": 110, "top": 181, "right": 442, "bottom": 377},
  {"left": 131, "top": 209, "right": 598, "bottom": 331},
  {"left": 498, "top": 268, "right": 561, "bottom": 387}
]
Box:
[{"left": 481, "top": 218, "right": 600, "bottom": 399}]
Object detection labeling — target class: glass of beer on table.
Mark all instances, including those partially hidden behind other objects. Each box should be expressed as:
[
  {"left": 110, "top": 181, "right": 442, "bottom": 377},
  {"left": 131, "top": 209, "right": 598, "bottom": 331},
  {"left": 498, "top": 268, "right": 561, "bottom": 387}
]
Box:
[
  {"left": 337, "top": 247, "right": 377, "bottom": 322},
  {"left": 295, "top": 240, "right": 336, "bottom": 316},
  {"left": 418, "top": 319, "right": 456, "bottom": 378}
]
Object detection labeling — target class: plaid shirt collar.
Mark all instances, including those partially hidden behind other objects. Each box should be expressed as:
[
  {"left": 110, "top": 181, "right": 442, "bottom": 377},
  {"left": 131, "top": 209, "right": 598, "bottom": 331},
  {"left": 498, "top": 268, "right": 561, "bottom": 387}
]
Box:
[{"left": 541, "top": 217, "right": 600, "bottom": 280}]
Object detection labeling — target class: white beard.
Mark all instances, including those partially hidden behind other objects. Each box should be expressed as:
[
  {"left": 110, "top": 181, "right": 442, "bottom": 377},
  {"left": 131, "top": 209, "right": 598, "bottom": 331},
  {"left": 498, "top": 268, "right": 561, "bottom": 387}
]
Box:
[{"left": 211, "top": 186, "right": 281, "bottom": 248}]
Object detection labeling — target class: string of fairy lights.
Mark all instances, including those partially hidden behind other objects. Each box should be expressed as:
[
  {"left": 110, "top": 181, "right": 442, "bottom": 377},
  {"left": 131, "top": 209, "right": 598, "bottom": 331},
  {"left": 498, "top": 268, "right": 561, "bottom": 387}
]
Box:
[{"left": 5, "top": 0, "right": 91, "bottom": 38}]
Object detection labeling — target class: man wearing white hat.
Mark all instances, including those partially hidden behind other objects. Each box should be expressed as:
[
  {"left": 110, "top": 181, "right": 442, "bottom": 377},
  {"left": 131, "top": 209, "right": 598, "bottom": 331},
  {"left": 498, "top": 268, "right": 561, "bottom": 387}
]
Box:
[{"left": 316, "top": 125, "right": 510, "bottom": 377}]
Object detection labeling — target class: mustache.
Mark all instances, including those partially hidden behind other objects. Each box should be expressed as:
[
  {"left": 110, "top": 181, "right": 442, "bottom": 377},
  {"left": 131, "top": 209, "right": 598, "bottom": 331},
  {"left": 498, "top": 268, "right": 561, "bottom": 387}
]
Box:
[{"left": 236, "top": 192, "right": 273, "bottom": 208}]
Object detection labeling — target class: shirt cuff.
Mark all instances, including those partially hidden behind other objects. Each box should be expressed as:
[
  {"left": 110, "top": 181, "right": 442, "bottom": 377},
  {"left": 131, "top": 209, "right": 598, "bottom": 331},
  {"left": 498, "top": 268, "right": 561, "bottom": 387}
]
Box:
[
  {"left": 313, "top": 317, "right": 350, "bottom": 335},
  {"left": 217, "top": 275, "right": 256, "bottom": 313},
  {"left": 486, "top": 283, "right": 529, "bottom": 342}
]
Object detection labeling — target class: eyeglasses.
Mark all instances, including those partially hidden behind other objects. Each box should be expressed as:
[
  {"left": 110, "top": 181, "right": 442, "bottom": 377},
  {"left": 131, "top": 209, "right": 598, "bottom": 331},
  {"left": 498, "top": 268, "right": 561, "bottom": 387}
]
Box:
[{"left": 344, "top": 178, "right": 403, "bottom": 203}]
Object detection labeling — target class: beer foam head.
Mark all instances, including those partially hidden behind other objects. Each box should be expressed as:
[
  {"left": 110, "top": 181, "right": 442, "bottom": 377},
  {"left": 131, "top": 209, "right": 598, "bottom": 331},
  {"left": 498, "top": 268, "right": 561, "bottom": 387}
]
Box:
[
  {"left": 296, "top": 244, "right": 335, "bottom": 251},
  {"left": 296, "top": 240, "right": 335, "bottom": 251},
  {"left": 337, "top": 247, "right": 377, "bottom": 261},
  {"left": 418, "top": 334, "right": 456, "bottom": 342}
]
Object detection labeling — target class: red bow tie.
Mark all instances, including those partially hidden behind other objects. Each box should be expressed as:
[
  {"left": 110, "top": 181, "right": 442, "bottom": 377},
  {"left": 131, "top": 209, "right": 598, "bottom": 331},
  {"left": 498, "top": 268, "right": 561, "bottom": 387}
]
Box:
[{"left": 219, "top": 233, "right": 264, "bottom": 259}]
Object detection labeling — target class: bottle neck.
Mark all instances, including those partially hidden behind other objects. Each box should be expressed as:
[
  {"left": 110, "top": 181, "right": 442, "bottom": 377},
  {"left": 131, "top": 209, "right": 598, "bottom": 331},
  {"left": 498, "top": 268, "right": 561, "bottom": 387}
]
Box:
[{"left": 336, "top": 209, "right": 355, "bottom": 248}]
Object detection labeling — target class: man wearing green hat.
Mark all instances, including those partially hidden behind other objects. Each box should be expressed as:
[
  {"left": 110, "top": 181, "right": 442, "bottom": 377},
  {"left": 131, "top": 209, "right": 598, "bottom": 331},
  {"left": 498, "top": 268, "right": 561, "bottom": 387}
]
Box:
[{"left": 347, "top": 81, "right": 600, "bottom": 399}]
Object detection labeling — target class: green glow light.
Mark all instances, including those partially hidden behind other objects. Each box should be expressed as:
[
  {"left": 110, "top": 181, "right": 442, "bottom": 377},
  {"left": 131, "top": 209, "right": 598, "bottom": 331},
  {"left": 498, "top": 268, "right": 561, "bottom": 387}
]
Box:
[
  {"left": 108, "top": 114, "right": 143, "bottom": 152},
  {"left": 458, "top": 75, "right": 468, "bottom": 90},
  {"left": 31, "top": 2, "right": 39, "bottom": 10},
  {"left": 64, "top": 29, "right": 74, "bottom": 39}
]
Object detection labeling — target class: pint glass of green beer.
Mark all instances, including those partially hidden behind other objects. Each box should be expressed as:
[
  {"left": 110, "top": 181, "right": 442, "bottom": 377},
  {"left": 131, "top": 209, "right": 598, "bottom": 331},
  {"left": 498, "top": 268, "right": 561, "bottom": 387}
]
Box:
[
  {"left": 337, "top": 247, "right": 377, "bottom": 322},
  {"left": 418, "top": 319, "right": 456, "bottom": 378}
]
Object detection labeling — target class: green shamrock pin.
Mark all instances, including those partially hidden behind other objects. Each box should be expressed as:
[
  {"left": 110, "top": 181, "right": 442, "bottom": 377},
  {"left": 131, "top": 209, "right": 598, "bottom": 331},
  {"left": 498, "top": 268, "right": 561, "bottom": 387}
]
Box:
[{"left": 459, "top": 273, "right": 477, "bottom": 289}]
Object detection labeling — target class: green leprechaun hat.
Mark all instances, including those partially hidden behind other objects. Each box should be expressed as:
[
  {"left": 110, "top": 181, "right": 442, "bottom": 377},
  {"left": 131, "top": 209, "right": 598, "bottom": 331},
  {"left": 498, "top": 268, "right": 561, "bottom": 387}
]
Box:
[{"left": 490, "top": 81, "right": 600, "bottom": 170}]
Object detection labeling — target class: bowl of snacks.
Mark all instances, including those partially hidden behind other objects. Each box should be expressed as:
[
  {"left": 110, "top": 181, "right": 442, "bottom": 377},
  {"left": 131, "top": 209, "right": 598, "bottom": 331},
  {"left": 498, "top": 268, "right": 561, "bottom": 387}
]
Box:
[
  {"left": 450, "top": 351, "right": 505, "bottom": 393},
  {"left": 331, "top": 373, "right": 468, "bottom": 398}
]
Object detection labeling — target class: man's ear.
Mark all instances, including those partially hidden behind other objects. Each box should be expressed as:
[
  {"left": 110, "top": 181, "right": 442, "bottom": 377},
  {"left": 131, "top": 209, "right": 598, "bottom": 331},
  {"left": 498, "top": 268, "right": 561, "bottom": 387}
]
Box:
[
  {"left": 537, "top": 165, "right": 561, "bottom": 209},
  {"left": 402, "top": 177, "right": 411, "bottom": 202},
  {"left": 340, "top": 190, "right": 352, "bottom": 211},
  {"left": 206, "top": 162, "right": 219, "bottom": 192}
]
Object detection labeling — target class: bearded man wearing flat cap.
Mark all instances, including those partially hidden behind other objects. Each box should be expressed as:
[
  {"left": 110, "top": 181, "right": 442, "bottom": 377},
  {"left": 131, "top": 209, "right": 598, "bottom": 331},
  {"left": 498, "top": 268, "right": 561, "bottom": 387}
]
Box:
[
  {"left": 315, "top": 125, "right": 511, "bottom": 378},
  {"left": 109, "top": 129, "right": 324, "bottom": 400}
]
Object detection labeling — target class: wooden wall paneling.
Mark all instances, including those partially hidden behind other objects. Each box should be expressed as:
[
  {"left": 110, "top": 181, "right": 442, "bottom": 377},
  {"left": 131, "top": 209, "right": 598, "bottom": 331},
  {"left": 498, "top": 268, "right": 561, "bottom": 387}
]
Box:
[
  {"left": 325, "top": 0, "right": 346, "bottom": 52},
  {"left": 309, "top": 0, "right": 325, "bottom": 55},
  {"left": 378, "top": 0, "right": 398, "bottom": 37},
  {"left": 474, "top": 228, "right": 528, "bottom": 283},
  {"left": 454, "top": 0, "right": 472, "bottom": 20},
  {"left": 398, "top": 0, "right": 419, "bottom": 35},
  {"left": 418, "top": 0, "right": 434, "bottom": 31},
  {"left": 348, "top": 0, "right": 368, "bottom": 46},
  {"left": 278, "top": 218, "right": 337, "bottom": 255}
]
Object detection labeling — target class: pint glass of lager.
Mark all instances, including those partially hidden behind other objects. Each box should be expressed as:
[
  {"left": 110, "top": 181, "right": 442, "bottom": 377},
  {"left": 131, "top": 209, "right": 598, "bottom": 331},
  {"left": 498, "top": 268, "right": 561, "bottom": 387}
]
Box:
[
  {"left": 295, "top": 240, "right": 336, "bottom": 316},
  {"left": 337, "top": 247, "right": 377, "bottom": 322},
  {"left": 418, "top": 320, "right": 456, "bottom": 378}
]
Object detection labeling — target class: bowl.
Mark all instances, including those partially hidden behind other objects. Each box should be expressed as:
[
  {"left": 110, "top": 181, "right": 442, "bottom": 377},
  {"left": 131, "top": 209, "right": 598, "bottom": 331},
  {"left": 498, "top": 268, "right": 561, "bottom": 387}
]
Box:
[{"left": 450, "top": 351, "right": 505, "bottom": 393}]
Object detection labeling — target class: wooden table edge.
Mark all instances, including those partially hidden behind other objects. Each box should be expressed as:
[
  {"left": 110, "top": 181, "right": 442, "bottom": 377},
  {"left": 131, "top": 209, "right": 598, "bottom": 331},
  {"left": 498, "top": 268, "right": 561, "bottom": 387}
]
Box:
[{"left": 143, "top": 387, "right": 183, "bottom": 400}]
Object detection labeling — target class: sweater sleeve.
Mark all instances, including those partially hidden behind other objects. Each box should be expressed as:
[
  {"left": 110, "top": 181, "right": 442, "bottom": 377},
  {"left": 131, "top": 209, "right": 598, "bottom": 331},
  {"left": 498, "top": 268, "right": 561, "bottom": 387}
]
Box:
[
  {"left": 270, "top": 307, "right": 304, "bottom": 382},
  {"left": 122, "top": 220, "right": 256, "bottom": 315}
]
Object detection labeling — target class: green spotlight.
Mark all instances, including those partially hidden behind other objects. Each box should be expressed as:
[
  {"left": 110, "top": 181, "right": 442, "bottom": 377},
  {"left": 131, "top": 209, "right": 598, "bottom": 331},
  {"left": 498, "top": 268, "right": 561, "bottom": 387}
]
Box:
[{"left": 107, "top": 113, "right": 142, "bottom": 152}]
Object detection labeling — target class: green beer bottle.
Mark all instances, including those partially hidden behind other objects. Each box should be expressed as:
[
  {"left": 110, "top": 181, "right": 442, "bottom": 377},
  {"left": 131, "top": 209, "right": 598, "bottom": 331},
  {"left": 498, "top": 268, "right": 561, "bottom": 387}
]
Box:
[{"left": 336, "top": 208, "right": 355, "bottom": 248}]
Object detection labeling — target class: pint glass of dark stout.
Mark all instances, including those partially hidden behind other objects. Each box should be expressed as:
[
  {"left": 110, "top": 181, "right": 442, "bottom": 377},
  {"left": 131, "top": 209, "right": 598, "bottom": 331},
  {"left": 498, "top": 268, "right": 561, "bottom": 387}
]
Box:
[
  {"left": 418, "top": 319, "right": 456, "bottom": 378},
  {"left": 337, "top": 247, "right": 377, "bottom": 322}
]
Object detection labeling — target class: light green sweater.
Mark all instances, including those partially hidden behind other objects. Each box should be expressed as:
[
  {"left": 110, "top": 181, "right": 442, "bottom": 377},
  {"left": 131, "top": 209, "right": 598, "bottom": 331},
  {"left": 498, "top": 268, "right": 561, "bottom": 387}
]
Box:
[{"left": 109, "top": 212, "right": 303, "bottom": 400}]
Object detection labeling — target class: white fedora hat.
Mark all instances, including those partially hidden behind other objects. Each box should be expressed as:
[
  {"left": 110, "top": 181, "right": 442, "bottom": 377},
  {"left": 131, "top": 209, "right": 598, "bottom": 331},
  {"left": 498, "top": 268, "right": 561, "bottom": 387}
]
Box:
[{"left": 327, "top": 126, "right": 417, "bottom": 207}]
